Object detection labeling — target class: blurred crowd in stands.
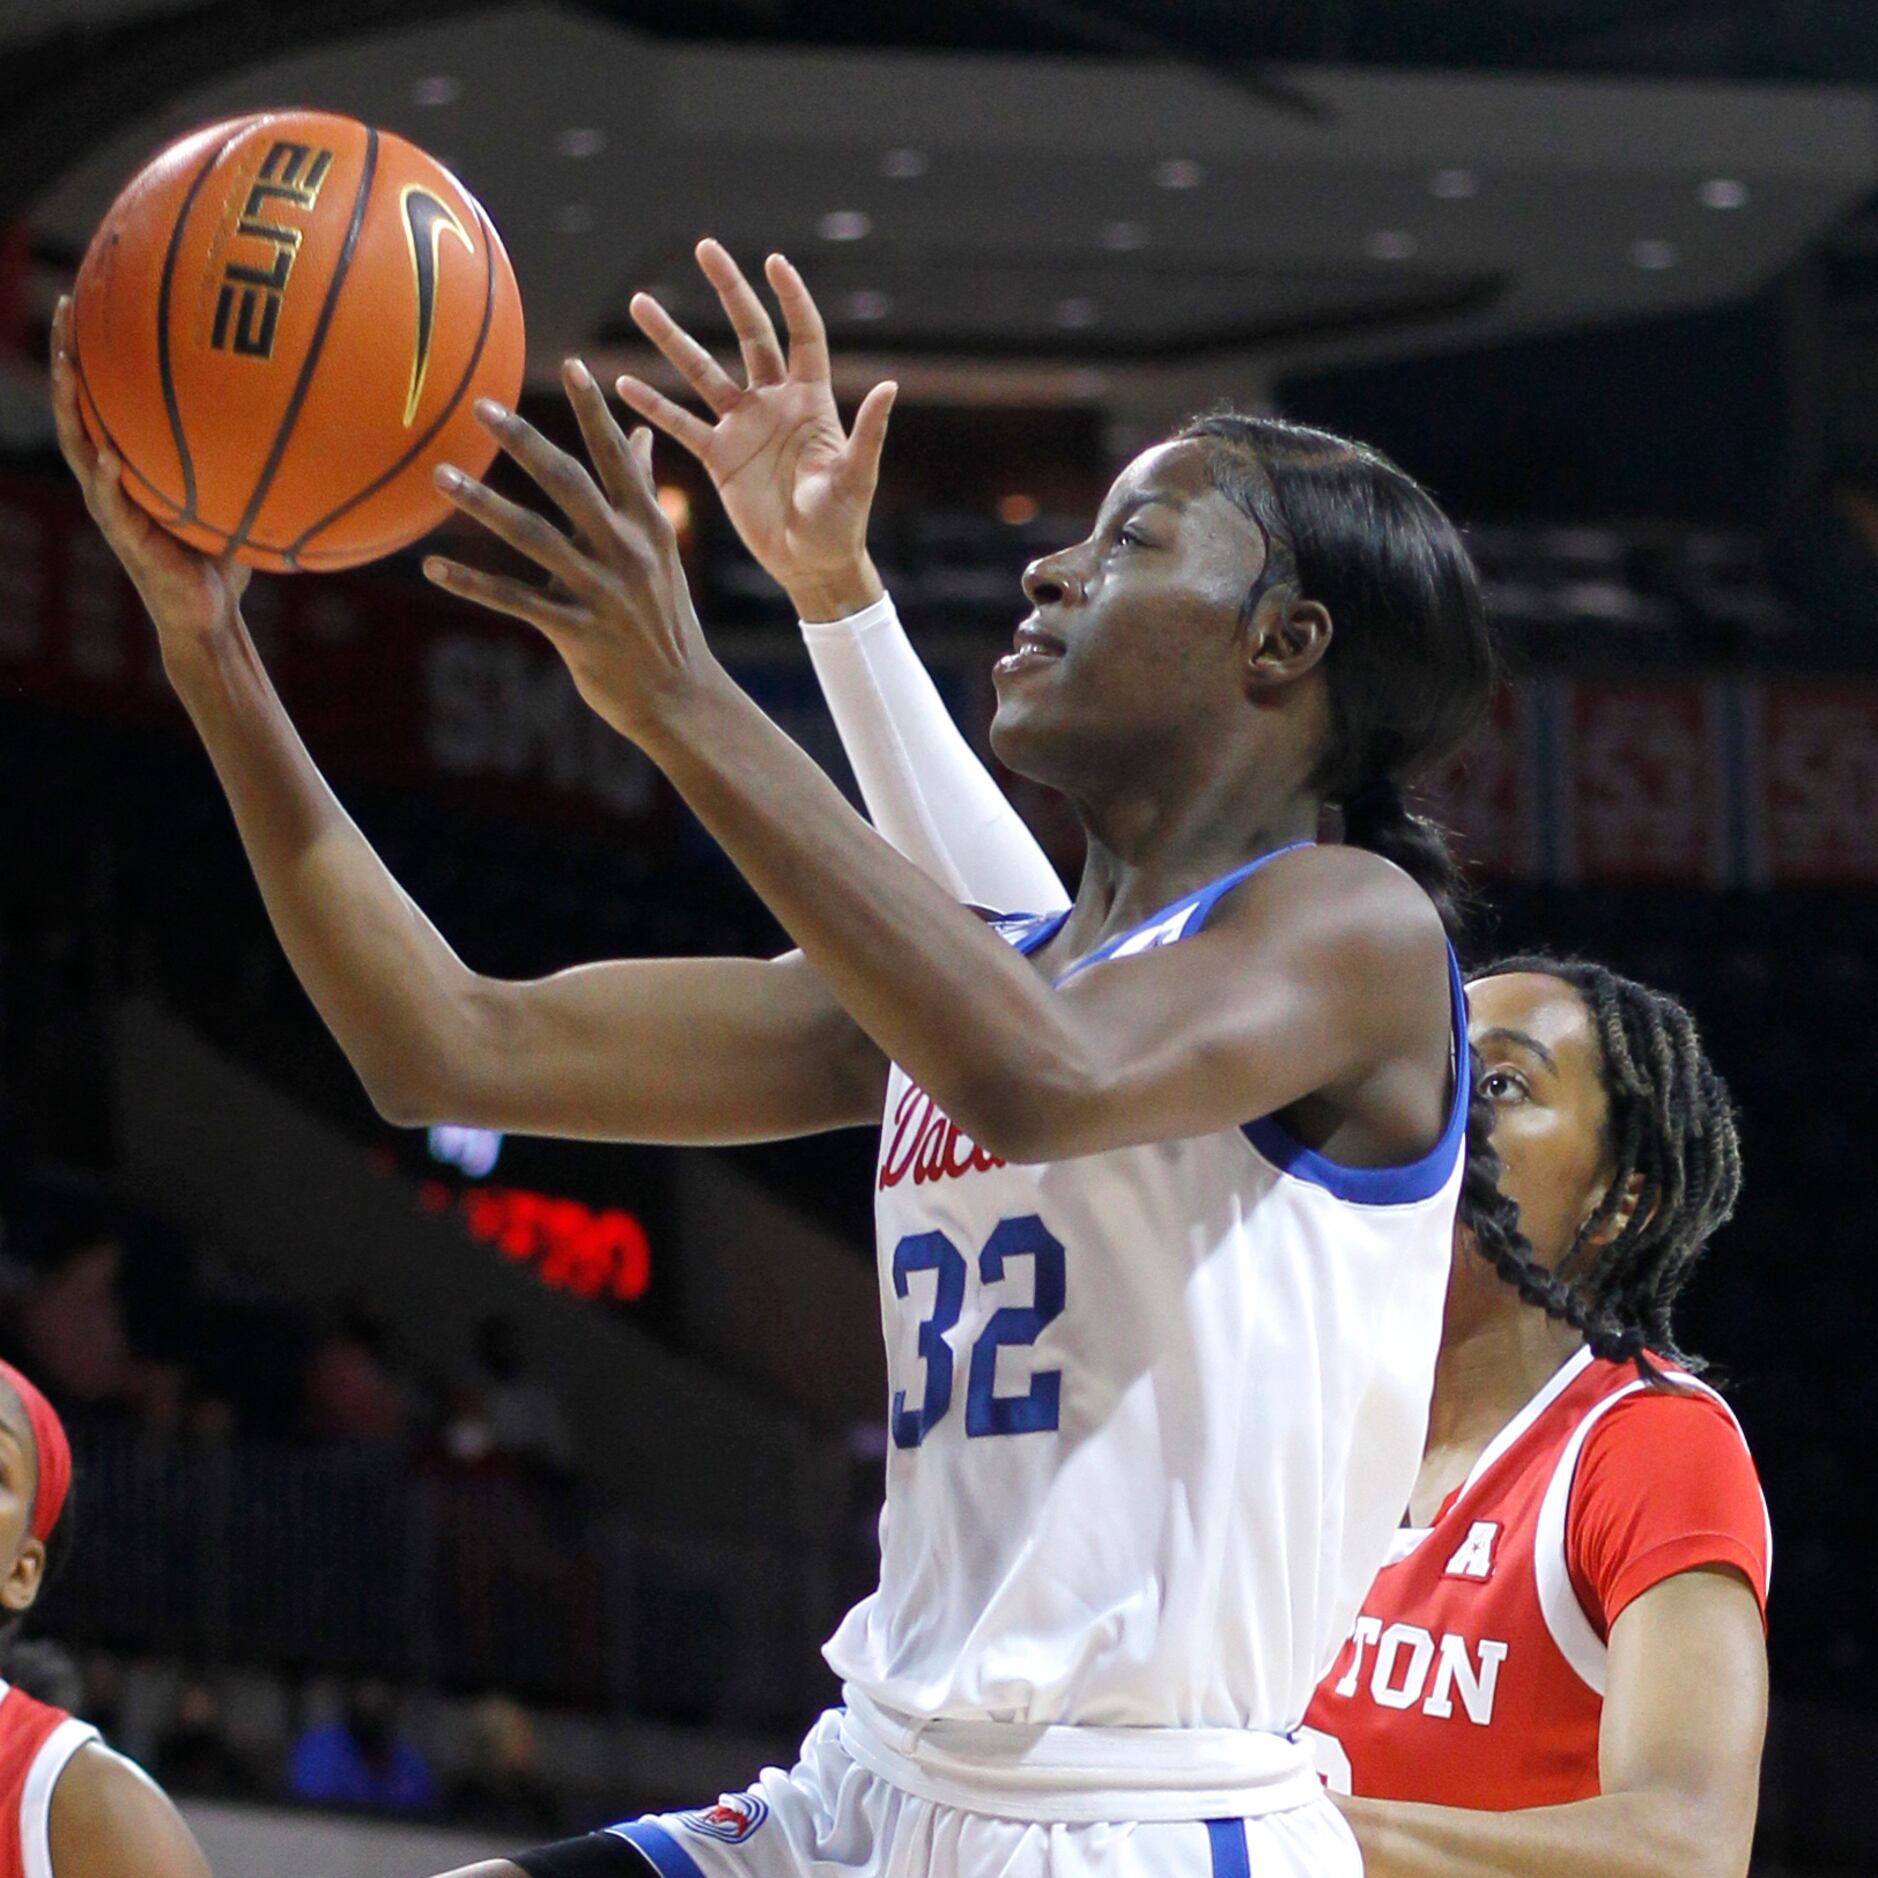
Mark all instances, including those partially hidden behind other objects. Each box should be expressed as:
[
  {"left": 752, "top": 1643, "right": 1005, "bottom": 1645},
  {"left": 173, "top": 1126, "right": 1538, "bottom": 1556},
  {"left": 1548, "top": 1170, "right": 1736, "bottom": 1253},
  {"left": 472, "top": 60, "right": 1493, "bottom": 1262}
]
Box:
[
  {"left": 0, "top": 1117, "right": 572, "bottom": 1475},
  {"left": 0, "top": 1092, "right": 603, "bottom": 1830}
]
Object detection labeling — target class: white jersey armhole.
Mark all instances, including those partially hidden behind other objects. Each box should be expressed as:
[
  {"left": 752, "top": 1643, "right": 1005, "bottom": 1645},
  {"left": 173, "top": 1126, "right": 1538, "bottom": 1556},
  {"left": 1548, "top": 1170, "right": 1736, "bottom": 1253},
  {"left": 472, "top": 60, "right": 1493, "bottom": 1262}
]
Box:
[{"left": 22, "top": 1718, "right": 100, "bottom": 1878}]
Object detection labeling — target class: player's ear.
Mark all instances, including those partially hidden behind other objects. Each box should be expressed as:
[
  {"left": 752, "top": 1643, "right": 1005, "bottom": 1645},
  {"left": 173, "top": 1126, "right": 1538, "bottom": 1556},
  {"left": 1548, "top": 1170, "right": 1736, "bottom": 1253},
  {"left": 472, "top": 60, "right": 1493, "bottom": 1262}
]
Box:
[
  {"left": 1242, "top": 587, "right": 1332, "bottom": 691},
  {"left": 0, "top": 1537, "right": 45, "bottom": 1617},
  {"left": 1582, "top": 1171, "right": 1651, "bottom": 1250}
]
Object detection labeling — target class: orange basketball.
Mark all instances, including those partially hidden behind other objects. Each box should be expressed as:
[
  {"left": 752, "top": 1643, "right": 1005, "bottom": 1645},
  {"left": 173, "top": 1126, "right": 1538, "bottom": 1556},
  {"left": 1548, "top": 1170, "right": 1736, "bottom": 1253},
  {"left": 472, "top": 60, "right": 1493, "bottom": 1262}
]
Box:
[{"left": 71, "top": 109, "right": 524, "bottom": 573}]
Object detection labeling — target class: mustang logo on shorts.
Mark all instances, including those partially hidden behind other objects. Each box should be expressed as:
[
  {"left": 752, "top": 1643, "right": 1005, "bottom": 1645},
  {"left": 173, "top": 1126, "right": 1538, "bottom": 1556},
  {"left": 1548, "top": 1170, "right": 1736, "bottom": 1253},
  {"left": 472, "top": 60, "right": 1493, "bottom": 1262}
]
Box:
[{"left": 677, "top": 1795, "right": 770, "bottom": 1843}]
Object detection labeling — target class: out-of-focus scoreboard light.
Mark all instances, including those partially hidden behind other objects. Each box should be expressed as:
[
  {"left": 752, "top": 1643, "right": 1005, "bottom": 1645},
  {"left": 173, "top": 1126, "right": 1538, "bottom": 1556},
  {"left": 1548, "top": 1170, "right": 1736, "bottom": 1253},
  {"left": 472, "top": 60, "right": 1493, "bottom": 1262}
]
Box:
[
  {"left": 365, "top": 1127, "right": 655, "bottom": 1306},
  {"left": 427, "top": 1124, "right": 503, "bottom": 1178}
]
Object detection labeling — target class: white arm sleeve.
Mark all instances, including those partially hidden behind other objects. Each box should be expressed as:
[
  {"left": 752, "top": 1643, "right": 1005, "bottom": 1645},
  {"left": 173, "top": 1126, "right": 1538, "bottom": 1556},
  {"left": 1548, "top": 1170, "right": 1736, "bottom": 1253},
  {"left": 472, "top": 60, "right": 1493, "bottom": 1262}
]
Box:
[{"left": 800, "top": 593, "right": 1072, "bottom": 914}]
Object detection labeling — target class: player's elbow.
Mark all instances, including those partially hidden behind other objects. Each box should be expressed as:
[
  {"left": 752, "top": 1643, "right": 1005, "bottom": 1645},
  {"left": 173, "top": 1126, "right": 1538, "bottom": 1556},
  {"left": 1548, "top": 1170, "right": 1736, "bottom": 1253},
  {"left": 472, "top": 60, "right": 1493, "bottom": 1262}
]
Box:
[
  {"left": 359, "top": 1043, "right": 464, "bottom": 1128},
  {"left": 359, "top": 983, "right": 498, "bottom": 1129},
  {"left": 363, "top": 1066, "right": 443, "bottom": 1130},
  {"left": 1637, "top": 1788, "right": 1756, "bottom": 1878},
  {"left": 948, "top": 1058, "right": 1112, "bottom": 1164}
]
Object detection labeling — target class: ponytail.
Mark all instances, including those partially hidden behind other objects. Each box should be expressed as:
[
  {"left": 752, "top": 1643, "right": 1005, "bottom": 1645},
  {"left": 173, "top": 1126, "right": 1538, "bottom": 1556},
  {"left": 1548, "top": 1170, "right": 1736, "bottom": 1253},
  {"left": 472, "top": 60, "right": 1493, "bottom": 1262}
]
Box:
[{"left": 1338, "top": 777, "right": 1472, "bottom": 942}]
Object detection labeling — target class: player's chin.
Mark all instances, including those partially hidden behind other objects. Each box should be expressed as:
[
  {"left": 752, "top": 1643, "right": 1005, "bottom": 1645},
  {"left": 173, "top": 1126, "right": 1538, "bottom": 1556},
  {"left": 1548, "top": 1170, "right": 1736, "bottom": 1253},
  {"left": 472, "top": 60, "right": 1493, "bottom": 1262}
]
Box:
[{"left": 988, "top": 688, "right": 1067, "bottom": 783}]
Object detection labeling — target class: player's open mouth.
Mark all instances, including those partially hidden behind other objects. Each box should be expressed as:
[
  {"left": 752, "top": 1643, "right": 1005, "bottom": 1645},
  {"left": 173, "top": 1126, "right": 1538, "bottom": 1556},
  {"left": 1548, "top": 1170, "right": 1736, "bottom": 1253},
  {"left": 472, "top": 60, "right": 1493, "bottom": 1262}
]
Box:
[{"left": 996, "top": 621, "right": 1066, "bottom": 675}]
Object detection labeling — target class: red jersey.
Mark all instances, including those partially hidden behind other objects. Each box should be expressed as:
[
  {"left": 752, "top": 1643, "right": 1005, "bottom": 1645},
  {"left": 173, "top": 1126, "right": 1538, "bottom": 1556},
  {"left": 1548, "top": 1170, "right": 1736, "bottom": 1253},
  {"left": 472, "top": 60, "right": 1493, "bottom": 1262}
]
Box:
[
  {"left": 1302, "top": 1345, "right": 1769, "bottom": 1809},
  {"left": 0, "top": 1679, "right": 97, "bottom": 1878}
]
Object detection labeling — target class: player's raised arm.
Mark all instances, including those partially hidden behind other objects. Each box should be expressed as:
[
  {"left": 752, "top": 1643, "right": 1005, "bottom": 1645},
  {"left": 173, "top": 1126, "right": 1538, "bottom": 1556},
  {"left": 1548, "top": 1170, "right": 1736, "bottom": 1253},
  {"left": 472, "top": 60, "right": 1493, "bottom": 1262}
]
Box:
[
  {"left": 49, "top": 299, "right": 884, "bottom": 1146},
  {"left": 623, "top": 243, "right": 1069, "bottom": 915},
  {"left": 427, "top": 362, "right": 1455, "bottom": 1168}
]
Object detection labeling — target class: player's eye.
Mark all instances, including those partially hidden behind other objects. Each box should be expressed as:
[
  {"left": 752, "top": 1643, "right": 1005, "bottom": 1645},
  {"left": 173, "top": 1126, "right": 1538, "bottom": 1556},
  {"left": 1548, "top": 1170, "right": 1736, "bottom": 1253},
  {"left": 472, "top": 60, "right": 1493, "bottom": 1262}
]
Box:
[
  {"left": 1481, "top": 1067, "right": 1530, "bottom": 1105},
  {"left": 1116, "top": 525, "right": 1147, "bottom": 549}
]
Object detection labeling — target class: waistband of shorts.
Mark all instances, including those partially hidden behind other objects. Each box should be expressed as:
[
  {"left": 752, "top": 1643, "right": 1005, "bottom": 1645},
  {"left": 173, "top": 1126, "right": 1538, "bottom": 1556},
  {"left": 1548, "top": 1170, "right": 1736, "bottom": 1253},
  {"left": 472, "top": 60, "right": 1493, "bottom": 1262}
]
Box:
[{"left": 836, "top": 1685, "right": 1323, "bottom": 1824}]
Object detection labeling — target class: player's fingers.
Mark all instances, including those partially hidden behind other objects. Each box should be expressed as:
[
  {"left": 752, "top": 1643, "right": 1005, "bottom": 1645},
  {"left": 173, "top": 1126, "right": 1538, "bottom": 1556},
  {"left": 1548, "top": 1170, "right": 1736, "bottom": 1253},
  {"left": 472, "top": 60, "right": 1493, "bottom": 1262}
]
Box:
[
  {"left": 422, "top": 554, "right": 588, "bottom": 636},
  {"left": 433, "top": 461, "right": 599, "bottom": 594},
  {"left": 766, "top": 253, "right": 831, "bottom": 384},
  {"left": 472, "top": 398, "right": 617, "bottom": 553},
  {"left": 631, "top": 426, "right": 654, "bottom": 478},
  {"left": 562, "top": 358, "right": 639, "bottom": 510},
  {"left": 88, "top": 449, "right": 143, "bottom": 541},
  {"left": 844, "top": 380, "right": 898, "bottom": 491},
  {"left": 628, "top": 294, "right": 741, "bottom": 416},
  {"left": 48, "top": 299, "right": 103, "bottom": 486},
  {"left": 696, "top": 237, "right": 787, "bottom": 388},
  {"left": 614, "top": 373, "right": 715, "bottom": 459}
]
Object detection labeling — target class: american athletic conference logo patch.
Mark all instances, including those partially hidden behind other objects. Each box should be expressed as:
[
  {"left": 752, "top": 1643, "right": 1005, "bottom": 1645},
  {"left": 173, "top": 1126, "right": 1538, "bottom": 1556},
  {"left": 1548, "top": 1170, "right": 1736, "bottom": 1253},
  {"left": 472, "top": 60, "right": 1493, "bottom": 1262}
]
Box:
[{"left": 677, "top": 1795, "right": 770, "bottom": 1843}]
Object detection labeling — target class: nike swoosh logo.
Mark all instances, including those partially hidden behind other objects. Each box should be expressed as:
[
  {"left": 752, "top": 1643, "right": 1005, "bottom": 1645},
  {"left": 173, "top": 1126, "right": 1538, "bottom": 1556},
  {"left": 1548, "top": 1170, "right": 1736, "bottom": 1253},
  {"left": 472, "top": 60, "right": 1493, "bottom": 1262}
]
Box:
[{"left": 401, "top": 185, "right": 475, "bottom": 428}]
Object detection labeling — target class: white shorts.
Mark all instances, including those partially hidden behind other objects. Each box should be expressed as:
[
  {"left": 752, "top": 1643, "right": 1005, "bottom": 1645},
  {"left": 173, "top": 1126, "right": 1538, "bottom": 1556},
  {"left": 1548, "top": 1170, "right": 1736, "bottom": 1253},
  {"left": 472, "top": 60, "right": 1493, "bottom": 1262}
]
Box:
[{"left": 605, "top": 1710, "right": 1361, "bottom": 1878}]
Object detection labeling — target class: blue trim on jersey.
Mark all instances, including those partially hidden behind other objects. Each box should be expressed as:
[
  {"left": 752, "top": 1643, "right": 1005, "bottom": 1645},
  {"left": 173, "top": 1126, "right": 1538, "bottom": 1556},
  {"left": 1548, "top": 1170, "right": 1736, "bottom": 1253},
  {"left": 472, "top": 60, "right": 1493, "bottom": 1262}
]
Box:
[
  {"left": 1204, "top": 1817, "right": 1252, "bottom": 1878},
  {"left": 1004, "top": 910, "right": 1068, "bottom": 957},
  {"left": 1239, "top": 946, "right": 1471, "bottom": 1205},
  {"left": 993, "top": 842, "right": 1469, "bottom": 1203},
  {"left": 998, "top": 840, "right": 1315, "bottom": 979},
  {"left": 609, "top": 1823, "right": 708, "bottom": 1878}
]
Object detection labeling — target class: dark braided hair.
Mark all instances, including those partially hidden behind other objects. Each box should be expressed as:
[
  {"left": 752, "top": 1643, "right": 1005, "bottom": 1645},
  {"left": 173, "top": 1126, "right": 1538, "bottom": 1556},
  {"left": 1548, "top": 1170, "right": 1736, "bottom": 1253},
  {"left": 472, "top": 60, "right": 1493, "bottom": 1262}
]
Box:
[
  {"left": 1458, "top": 1075, "right": 1652, "bottom": 1370},
  {"left": 1469, "top": 955, "right": 1742, "bottom": 1376},
  {"left": 1177, "top": 411, "right": 1492, "bottom": 937}
]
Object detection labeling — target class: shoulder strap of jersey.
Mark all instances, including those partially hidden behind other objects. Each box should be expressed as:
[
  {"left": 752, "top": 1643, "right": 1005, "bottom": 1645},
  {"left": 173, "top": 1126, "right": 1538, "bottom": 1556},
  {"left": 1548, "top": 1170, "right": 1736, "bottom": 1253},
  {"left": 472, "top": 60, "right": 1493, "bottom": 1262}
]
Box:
[
  {"left": 20, "top": 1717, "right": 98, "bottom": 1878},
  {"left": 1533, "top": 1366, "right": 1766, "bottom": 1696}
]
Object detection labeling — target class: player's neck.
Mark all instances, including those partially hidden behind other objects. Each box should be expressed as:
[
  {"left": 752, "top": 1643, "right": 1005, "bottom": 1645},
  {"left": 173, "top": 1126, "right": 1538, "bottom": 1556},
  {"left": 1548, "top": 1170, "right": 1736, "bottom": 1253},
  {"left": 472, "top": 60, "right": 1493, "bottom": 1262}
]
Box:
[
  {"left": 1066, "top": 779, "right": 1321, "bottom": 943},
  {"left": 1424, "top": 1302, "right": 1584, "bottom": 1463}
]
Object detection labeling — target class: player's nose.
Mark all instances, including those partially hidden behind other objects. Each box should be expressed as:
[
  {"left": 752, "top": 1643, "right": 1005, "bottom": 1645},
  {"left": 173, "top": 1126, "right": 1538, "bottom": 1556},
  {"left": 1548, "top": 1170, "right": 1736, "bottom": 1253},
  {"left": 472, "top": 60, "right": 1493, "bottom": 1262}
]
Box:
[{"left": 1022, "top": 548, "right": 1086, "bottom": 610}]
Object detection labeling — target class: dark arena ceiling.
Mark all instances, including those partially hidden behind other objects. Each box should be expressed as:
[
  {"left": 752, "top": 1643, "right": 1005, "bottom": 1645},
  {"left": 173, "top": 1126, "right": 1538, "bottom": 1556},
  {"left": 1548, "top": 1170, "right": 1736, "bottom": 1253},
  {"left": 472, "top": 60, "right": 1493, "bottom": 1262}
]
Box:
[{"left": 2, "top": 0, "right": 1873, "bottom": 431}]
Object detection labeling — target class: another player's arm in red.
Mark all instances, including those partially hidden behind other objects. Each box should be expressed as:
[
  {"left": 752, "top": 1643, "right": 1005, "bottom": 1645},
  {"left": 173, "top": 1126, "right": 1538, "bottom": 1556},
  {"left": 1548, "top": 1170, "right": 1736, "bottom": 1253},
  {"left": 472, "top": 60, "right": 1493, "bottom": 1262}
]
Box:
[
  {"left": 49, "top": 298, "right": 885, "bottom": 1147},
  {"left": 47, "top": 1742, "right": 215, "bottom": 1878},
  {"left": 1337, "top": 1564, "right": 1768, "bottom": 1878},
  {"left": 423, "top": 377, "right": 1453, "bottom": 1166}
]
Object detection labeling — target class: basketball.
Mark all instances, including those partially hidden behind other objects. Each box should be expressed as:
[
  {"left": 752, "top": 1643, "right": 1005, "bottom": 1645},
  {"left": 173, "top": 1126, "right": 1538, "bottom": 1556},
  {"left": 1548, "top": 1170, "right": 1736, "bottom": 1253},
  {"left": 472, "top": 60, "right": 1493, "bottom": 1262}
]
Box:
[{"left": 70, "top": 109, "right": 524, "bottom": 573}]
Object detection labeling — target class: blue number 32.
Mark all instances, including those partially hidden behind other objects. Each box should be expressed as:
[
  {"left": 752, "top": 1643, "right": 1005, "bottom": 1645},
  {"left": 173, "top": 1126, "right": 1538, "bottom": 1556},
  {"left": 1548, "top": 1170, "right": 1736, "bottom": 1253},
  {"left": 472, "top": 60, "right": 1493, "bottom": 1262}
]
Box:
[{"left": 890, "top": 1214, "right": 1065, "bottom": 1449}]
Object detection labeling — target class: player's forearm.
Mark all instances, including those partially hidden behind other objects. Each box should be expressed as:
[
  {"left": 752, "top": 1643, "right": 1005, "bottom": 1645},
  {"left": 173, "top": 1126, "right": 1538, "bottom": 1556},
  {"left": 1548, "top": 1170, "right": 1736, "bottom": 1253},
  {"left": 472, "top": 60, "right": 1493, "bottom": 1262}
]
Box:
[
  {"left": 162, "top": 621, "right": 482, "bottom": 1120},
  {"left": 643, "top": 677, "right": 1101, "bottom": 1156},
  {"left": 800, "top": 590, "right": 1071, "bottom": 914},
  {"left": 1340, "top": 1787, "right": 1747, "bottom": 1878}
]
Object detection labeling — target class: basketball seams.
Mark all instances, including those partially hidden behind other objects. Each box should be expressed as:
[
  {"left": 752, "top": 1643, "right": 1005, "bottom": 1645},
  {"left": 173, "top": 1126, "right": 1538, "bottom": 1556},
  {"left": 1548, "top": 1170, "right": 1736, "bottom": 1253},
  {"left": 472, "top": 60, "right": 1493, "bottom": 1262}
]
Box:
[
  {"left": 71, "top": 349, "right": 187, "bottom": 521},
  {"left": 285, "top": 193, "right": 500, "bottom": 561},
  {"left": 78, "top": 113, "right": 521, "bottom": 573},
  {"left": 226, "top": 126, "right": 380, "bottom": 560},
  {"left": 154, "top": 128, "right": 246, "bottom": 523}
]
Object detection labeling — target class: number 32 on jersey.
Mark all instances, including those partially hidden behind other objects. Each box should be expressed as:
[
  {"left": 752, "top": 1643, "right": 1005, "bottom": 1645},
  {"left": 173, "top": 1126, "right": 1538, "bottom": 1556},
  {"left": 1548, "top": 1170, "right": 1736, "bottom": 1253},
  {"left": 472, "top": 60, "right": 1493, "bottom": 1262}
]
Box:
[{"left": 891, "top": 1214, "right": 1064, "bottom": 1448}]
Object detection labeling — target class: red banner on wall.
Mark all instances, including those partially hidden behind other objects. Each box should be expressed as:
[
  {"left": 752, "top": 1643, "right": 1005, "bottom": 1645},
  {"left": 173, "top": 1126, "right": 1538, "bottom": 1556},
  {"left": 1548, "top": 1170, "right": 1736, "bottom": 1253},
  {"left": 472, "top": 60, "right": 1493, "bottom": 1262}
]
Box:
[
  {"left": 1561, "top": 683, "right": 1729, "bottom": 884},
  {"left": 13, "top": 472, "right": 1878, "bottom": 888},
  {"left": 1753, "top": 687, "right": 1878, "bottom": 885},
  {"left": 1421, "top": 685, "right": 1537, "bottom": 879},
  {"left": 0, "top": 471, "right": 659, "bottom": 826}
]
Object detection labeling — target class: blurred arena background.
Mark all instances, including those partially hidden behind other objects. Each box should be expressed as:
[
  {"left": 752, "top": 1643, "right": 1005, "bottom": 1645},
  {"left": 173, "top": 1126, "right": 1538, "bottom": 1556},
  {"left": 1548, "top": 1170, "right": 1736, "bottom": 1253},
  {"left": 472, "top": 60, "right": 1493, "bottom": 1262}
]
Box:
[{"left": 1, "top": 2, "right": 1875, "bottom": 1871}]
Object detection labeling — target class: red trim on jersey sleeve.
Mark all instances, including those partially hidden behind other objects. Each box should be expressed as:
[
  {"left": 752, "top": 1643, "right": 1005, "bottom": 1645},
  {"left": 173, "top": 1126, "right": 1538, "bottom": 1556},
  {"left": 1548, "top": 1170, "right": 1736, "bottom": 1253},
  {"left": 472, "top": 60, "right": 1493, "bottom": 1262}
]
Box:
[{"left": 1565, "top": 1386, "right": 1769, "bottom": 1639}]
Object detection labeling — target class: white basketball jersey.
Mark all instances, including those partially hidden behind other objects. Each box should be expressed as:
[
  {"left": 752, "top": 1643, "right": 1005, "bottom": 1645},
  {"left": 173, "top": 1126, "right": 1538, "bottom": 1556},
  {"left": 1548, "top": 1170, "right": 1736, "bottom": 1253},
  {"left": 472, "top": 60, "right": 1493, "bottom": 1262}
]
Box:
[{"left": 824, "top": 845, "right": 1468, "bottom": 1739}]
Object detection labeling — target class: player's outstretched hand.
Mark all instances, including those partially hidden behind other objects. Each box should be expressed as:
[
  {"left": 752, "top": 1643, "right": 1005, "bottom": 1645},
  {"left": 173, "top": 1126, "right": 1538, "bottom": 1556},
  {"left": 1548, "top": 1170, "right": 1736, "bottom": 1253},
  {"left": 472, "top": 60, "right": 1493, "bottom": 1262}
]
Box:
[
  {"left": 616, "top": 239, "right": 895, "bottom": 621},
  {"left": 424, "top": 366, "right": 730, "bottom": 748},
  {"left": 48, "top": 295, "right": 250, "bottom": 663}
]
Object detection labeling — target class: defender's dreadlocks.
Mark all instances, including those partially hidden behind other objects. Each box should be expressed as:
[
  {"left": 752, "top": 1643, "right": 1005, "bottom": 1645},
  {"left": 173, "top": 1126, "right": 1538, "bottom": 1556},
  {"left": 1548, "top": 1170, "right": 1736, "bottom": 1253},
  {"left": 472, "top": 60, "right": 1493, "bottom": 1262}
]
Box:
[{"left": 1461, "top": 953, "right": 1743, "bottom": 1377}]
